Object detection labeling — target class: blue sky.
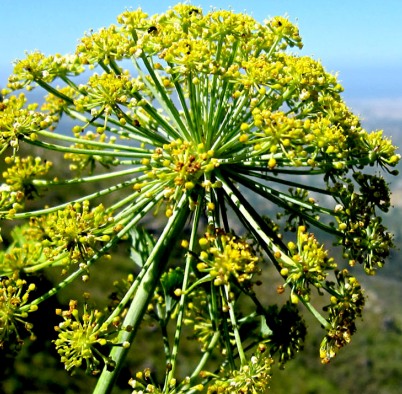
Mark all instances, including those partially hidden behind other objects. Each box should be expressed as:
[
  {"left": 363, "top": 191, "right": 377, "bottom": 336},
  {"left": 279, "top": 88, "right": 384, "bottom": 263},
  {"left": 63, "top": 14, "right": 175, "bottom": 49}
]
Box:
[{"left": 1, "top": 0, "right": 402, "bottom": 106}]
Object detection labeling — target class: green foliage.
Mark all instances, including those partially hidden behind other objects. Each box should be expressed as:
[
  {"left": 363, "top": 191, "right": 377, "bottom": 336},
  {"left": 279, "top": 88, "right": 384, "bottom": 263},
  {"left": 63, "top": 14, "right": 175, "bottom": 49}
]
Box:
[{"left": 0, "top": 3, "right": 399, "bottom": 393}]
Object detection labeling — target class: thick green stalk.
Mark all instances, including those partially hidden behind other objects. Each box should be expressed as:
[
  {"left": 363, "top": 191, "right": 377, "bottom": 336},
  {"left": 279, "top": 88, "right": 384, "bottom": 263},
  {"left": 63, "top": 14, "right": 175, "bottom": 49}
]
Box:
[{"left": 93, "top": 193, "right": 189, "bottom": 394}]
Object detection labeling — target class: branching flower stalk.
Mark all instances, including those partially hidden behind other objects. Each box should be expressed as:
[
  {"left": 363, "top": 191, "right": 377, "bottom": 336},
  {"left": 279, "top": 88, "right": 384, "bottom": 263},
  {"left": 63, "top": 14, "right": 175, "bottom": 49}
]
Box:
[{"left": 0, "top": 3, "right": 399, "bottom": 393}]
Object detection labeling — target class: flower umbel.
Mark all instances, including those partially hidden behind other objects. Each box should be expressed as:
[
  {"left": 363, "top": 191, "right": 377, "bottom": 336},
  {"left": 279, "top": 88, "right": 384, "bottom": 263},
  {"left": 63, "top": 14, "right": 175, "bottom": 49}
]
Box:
[
  {"left": 28, "top": 201, "right": 113, "bottom": 267},
  {"left": 320, "top": 269, "right": 365, "bottom": 363},
  {"left": 0, "top": 272, "right": 37, "bottom": 349},
  {"left": 54, "top": 300, "right": 117, "bottom": 374},
  {"left": 206, "top": 345, "right": 274, "bottom": 394},
  {"left": 278, "top": 226, "right": 337, "bottom": 299},
  {"left": 197, "top": 231, "right": 261, "bottom": 286},
  {"left": 0, "top": 3, "right": 399, "bottom": 393}
]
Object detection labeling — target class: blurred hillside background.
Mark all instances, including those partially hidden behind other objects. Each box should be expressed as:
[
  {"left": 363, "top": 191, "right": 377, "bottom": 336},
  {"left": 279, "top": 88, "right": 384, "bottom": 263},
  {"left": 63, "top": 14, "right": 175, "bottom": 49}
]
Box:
[{"left": 1, "top": 1, "right": 402, "bottom": 393}]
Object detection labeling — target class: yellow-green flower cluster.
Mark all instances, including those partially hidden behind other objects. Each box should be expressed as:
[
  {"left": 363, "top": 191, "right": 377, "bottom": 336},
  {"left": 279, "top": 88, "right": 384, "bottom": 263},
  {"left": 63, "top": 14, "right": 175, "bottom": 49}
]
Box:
[
  {"left": 2, "top": 155, "right": 53, "bottom": 199},
  {"left": 0, "top": 183, "right": 24, "bottom": 215},
  {"left": 278, "top": 226, "right": 336, "bottom": 300},
  {"left": 0, "top": 226, "right": 45, "bottom": 274},
  {"left": 0, "top": 93, "right": 54, "bottom": 152},
  {"left": 267, "top": 16, "right": 303, "bottom": 49},
  {"left": 206, "top": 345, "right": 274, "bottom": 393},
  {"left": 248, "top": 108, "right": 363, "bottom": 170},
  {"left": 363, "top": 130, "right": 400, "bottom": 167},
  {"left": 29, "top": 201, "right": 113, "bottom": 266},
  {"left": 41, "top": 85, "right": 78, "bottom": 121},
  {"left": 197, "top": 231, "right": 260, "bottom": 286},
  {"left": 76, "top": 25, "right": 133, "bottom": 66},
  {"left": 74, "top": 71, "right": 142, "bottom": 115},
  {"left": 240, "top": 54, "right": 340, "bottom": 99},
  {"left": 0, "top": 272, "right": 38, "bottom": 349},
  {"left": 113, "top": 4, "right": 302, "bottom": 79},
  {"left": 54, "top": 300, "right": 116, "bottom": 374},
  {"left": 145, "top": 140, "right": 218, "bottom": 191},
  {"left": 8, "top": 51, "right": 84, "bottom": 91},
  {"left": 320, "top": 269, "right": 365, "bottom": 363}
]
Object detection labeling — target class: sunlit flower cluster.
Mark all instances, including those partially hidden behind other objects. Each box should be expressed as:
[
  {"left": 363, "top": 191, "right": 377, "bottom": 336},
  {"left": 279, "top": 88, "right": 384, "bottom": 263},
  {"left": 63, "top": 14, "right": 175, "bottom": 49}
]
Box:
[
  {"left": 76, "top": 25, "right": 133, "bottom": 66},
  {"left": 0, "top": 3, "right": 399, "bottom": 392},
  {"left": 278, "top": 226, "right": 336, "bottom": 299},
  {"left": 54, "top": 300, "right": 117, "bottom": 374},
  {"left": 0, "top": 93, "right": 54, "bottom": 153},
  {"left": 146, "top": 139, "right": 218, "bottom": 191},
  {"left": 28, "top": 201, "right": 113, "bottom": 266},
  {"left": 7, "top": 51, "right": 84, "bottom": 91},
  {"left": 197, "top": 231, "right": 261, "bottom": 286},
  {"left": 2, "top": 155, "right": 53, "bottom": 199},
  {"left": 205, "top": 345, "right": 274, "bottom": 394}
]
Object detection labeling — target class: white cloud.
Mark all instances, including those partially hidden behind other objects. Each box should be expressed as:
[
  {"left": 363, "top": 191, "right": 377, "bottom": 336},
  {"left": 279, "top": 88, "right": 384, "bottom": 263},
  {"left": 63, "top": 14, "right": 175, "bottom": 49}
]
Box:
[{"left": 346, "top": 97, "right": 402, "bottom": 121}]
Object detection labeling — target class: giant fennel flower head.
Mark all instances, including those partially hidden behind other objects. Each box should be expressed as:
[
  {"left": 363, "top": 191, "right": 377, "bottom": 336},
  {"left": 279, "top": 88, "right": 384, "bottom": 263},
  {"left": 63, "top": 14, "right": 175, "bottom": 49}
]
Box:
[{"left": 0, "top": 3, "right": 399, "bottom": 393}]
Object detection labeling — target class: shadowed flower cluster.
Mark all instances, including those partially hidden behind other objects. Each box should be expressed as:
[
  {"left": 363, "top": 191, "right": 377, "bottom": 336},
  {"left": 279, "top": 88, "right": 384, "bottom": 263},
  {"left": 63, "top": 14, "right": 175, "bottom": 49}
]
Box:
[{"left": 0, "top": 272, "right": 37, "bottom": 350}]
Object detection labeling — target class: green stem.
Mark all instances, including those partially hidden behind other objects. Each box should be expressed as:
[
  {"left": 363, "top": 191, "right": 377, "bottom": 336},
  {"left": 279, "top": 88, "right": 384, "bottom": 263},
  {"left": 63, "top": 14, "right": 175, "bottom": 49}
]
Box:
[
  {"left": 224, "top": 283, "right": 246, "bottom": 365},
  {"left": 36, "top": 129, "right": 150, "bottom": 154},
  {"left": 35, "top": 79, "right": 74, "bottom": 104},
  {"left": 178, "top": 331, "right": 221, "bottom": 393},
  {"left": 4, "top": 177, "right": 141, "bottom": 220},
  {"left": 299, "top": 297, "right": 331, "bottom": 330},
  {"left": 219, "top": 173, "right": 332, "bottom": 331},
  {"left": 93, "top": 193, "right": 189, "bottom": 394},
  {"left": 133, "top": 57, "right": 186, "bottom": 140},
  {"left": 233, "top": 166, "right": 334, "bottom": 196},
  {"left": 227, "top": 169, "right": 341, "bottom": 235},
  {"left": 187, "top": 72, "right": 203, "bottom": 145},
  {"left": 32, "top": 167, "right": 144, "bottom": 187},
  {"left": 219, "top": 286, "right": 236, "bottom": 371},
  {"left": 164, "top": 194, "right": 203, "bottom": 390},
  {"left": 100, "top": 191, "right": 167, "bottom": 327},
  {"left": 64, "top": 107, "right": 162, "bottom": 146},
  {"left": 172, "top": 70, "right": 194, "bottom": 133},
  {"left": 218, "top": 174, "right": 290, "bottom": 269},
  {"left": 23, "top": 137, "right": 149, "bottom": 159}
]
